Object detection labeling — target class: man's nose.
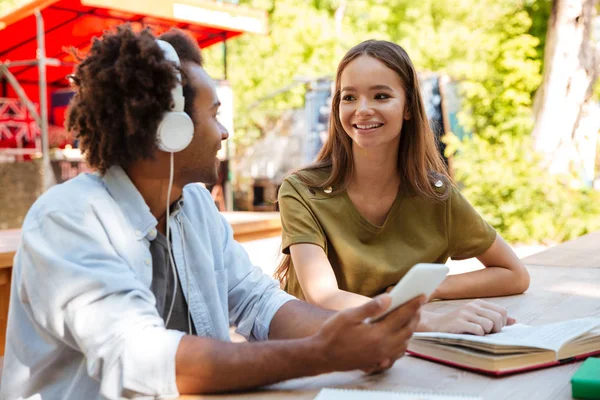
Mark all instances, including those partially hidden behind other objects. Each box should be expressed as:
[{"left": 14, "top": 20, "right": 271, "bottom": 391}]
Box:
[{"left": 221, "top": 126, "right": 229, "bottom": 141}]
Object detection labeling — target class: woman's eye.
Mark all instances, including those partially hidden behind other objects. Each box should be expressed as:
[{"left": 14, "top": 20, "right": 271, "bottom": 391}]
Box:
[
  {"left": 342, "top": 95, "right": 355, "bottom": 101},
  {"left": 375, "top": 93, "right": 390, "bottom": 100}
]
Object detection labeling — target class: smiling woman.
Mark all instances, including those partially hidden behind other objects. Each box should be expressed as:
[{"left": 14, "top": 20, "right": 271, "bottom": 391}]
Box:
[
  {"left": 275, "top": 39, "right": 531, "bottom": 336},
  {"left": 339, "top": 60, "right": 410, "bottom": 152}
]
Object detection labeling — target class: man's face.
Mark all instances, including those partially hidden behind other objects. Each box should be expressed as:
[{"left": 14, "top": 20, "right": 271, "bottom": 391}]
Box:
[{"left": 177, "top": 63, "right": 228, "bottom": 185}]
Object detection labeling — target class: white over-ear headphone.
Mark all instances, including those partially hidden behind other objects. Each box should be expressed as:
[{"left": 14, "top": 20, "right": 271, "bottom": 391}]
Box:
[
  {"left": 156, "top": 39, "right": 194, "bottom": 153},
  {"left": 155, "top": 39, "right": 195, "bottom": 334}
]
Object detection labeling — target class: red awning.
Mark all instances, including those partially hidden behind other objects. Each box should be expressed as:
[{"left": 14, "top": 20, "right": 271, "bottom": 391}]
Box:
[{"left": 0, "top": 0, "right": 267, "bottom": 101}]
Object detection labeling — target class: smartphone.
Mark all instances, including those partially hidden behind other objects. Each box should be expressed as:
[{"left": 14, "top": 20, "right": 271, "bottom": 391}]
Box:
[{"left": 366, "top": 263, "right": 449, "bottom": 323}]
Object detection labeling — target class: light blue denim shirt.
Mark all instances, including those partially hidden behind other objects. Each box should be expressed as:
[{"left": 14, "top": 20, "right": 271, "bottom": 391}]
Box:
[{"left": 1, "top": 166, "right": 295, "bottom": 400}]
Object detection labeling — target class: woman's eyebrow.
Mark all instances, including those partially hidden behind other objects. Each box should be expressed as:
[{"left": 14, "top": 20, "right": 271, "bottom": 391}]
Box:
[
  {"left": 369, "top": 85, "right": 393, "bottom": 91},
  {"left": 341, "top": 84, "right": 393, "bottom": 92}
]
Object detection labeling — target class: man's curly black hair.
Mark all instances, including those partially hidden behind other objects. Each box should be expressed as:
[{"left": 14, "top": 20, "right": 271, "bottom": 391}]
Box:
[{"left": 66, "top": 24, "right": 203, "bottom": 174}]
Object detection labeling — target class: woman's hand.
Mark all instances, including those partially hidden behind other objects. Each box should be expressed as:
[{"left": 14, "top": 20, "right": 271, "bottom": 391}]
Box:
[{"left": 420, "top": 299, "right": 515, "bottom": 335}]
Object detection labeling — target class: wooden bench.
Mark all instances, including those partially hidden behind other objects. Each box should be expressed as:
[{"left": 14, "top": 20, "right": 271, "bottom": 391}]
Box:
[
  {"left": 0, "top": 229, "right": 16, "bottom": 359},
  {"left": 222, "top": 211, "right": 282, "bottom": 242}
]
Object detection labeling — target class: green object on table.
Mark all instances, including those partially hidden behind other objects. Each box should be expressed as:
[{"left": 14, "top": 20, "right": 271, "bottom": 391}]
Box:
[{"left": 571, "top": 357, "right": 600, "bottom": 399}]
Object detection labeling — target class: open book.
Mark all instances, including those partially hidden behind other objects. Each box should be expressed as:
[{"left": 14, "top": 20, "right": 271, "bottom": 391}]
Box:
[{"left": 407, "top": 317, "right": 600, "bottom": 375}]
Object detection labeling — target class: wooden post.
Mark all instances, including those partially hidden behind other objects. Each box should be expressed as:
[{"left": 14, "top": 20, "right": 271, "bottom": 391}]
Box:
[{"left": 0, "top": 267, "right": 11, "bottom": 357}]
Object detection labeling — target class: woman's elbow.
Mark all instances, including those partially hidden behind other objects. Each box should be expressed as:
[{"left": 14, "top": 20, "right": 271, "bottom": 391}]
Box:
[
  {"left": 304, "top": 287, "right": 343, "bottom": 311},
  {"left": 512, "top": 265, "right": 530, "bottom": 294},
  {"left": 304, "top": 290, "right": 333, "bottom": 308}
]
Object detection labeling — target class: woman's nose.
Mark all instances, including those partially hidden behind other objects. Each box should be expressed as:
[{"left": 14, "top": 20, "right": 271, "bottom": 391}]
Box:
[{"left": 356, "top": 99, "right": 374, "bottom": 116}]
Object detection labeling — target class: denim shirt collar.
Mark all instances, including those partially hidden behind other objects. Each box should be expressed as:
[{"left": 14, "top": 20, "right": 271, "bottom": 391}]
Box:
[{"left": 102, "top": 166, "right": 158, "bottom": 241}]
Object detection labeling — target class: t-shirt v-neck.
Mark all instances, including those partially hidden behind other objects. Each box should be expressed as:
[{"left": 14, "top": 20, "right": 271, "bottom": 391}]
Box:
[{"left": 341, "top": 187, "right": 404, "bottom": 233}]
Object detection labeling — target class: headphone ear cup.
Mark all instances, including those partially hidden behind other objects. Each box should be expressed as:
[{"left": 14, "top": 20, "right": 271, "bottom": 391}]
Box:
[{"left": 157, "top": 111, "right": 194, "bottom": 152}]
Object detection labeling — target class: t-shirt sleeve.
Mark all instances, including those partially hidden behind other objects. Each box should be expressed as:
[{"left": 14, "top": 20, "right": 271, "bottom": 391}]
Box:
[
  {"left": 447, "top": 186, "right": 497, "bottom": 260},
  {"left": 278, "top": 177, "right": 326, "bottom": 254}
]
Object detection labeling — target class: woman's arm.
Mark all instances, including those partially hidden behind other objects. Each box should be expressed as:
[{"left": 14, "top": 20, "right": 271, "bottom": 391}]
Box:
[
  {"left": 432, "top": 235, "right": 530, "bottom": 300},
  {"left": 289, "top": 243, "right": 515, "bottom": 335},
  {"left": 289, "top": 243, "right": 371, "bottom": 310}
]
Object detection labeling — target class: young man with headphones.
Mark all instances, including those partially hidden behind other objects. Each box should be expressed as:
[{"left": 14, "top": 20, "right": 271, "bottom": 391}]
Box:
[{"left": 1, "top": 25, "right": 423, "bottom": 399}]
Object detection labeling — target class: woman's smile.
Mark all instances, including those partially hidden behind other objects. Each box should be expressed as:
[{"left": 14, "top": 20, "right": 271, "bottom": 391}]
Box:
[{"left": 352, "top": 122, "right": 384, "bottom": 133}]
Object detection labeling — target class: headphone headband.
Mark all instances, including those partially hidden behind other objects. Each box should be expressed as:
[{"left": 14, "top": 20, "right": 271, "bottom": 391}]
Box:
[{"left": 156, "top": 40, "right": 185, "bottom": 113}]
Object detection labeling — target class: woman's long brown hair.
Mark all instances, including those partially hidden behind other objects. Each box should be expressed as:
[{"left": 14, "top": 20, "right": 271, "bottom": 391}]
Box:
[{"left": 274, "top": 40, "right": 452, "bottom": 286}]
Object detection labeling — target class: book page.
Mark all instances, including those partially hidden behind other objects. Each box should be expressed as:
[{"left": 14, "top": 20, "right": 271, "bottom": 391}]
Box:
[
  {"left": 314, "top": 388, "right": 481, "bottom": 400},
  {"left": 412, "top": 318, "right": 600, "bottom": 352}
]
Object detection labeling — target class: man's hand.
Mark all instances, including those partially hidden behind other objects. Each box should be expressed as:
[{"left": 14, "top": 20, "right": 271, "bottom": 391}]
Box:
[
  {"left": 312, "top": 294, "right": 424, "bottom": 373},
  {"left": 423, "top": 299, "right": 515, "bottom": 335}
]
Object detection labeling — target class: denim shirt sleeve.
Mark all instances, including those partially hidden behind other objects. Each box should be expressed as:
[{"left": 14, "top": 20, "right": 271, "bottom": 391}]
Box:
[
  {"left": 19, "top": 208, "right": 185, "bottom": 399},
  {"left": 219, "top": 213, "right": 296, "bottom": 341}
]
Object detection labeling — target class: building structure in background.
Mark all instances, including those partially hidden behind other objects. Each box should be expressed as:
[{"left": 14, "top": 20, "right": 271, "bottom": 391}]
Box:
[
  {"left": 0, "top": 0, "right": 268, "bottom": 229},
  {"left": 0, "top": 0, "right": 268, "bottom": 220}
]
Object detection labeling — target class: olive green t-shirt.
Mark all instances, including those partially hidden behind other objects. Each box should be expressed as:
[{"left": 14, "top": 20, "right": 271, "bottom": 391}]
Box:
[{"left": 278, "top": 169, "right": 497, "bottom": 300}]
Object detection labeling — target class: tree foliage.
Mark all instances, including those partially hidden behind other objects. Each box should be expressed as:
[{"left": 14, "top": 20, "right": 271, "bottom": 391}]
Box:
[{"left": 449, "top": 133, "right": 600, "bottom": 244}]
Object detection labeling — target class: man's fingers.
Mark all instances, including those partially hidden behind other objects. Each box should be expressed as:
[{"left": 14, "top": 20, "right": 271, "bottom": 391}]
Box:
[
  {"left": 391, "top": 319, "right": 417, "bottom": 344},
  {"left": 363, "top": 358, "right": 394, "bottom": 375},
  {"left": 410, "top": 312, "right": 421, "bottom": 331},
  {"left": 381, "top": 296, "right": 424, "bottom": 329},
  {"left": 390, "top": 346, "right": 407, "bottom": 362},
  {"left": 350, "top": 294, "right": 391, "bottom": 322},
  {"left": 378, "top": 358, "right": 392, "bottom": 369},
  {"left": 507, "top": 316, "right": 516, "bottom": 325},
  {"left": 361, "top": 366, "right": 376, "bottom": 374},
  {"left": 362, "top": 359, "right": 389, "bottom": 375}
]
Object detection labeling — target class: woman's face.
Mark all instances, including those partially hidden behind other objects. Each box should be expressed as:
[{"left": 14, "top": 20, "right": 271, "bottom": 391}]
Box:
[{"left": 338, "top": 55, "right": 410, "bottom": 151}]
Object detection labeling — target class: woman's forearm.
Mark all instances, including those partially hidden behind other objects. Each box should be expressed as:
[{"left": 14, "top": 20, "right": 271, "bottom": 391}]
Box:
[
  {"left": 432, "top": 266, "right": 529, "bottom": 300},
  {"left": 309, "top": 289, "right": 371, "bottom": 311}
]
